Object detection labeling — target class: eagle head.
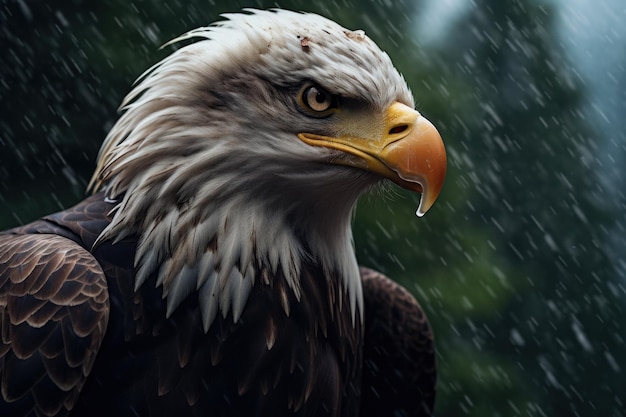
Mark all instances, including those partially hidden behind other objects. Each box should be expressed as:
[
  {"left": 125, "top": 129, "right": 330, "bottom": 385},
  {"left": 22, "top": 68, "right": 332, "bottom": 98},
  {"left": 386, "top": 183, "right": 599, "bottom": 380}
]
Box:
[{"left": 89, "top": 9, "right": 446, "bottom": 329}]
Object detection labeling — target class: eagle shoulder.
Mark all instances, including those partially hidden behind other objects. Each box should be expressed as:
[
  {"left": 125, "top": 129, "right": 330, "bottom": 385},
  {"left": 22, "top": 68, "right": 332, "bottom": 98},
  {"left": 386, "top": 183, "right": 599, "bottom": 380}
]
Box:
[{"left": 0, "top": 231, "right": 109, "bottom": 417}]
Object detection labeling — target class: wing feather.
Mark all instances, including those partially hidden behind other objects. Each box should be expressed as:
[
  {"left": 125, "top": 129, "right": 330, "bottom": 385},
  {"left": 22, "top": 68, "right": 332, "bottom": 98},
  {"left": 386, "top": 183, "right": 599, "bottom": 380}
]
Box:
[
  {"left": 359, "top": 267, "right": 437, "bottom": 417},
  {"left": 0, "top": 233, "right": 110, "bottom": 417}
]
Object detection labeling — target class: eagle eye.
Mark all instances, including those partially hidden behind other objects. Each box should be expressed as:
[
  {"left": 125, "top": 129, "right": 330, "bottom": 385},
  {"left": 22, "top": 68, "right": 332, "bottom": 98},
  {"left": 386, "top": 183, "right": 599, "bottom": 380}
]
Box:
[{"left": 299, "top": 84, "right": 337, "bottom": 115}]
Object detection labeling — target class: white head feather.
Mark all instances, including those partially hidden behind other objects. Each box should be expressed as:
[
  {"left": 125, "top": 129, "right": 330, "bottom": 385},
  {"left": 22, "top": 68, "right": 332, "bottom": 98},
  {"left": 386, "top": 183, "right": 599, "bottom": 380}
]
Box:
[{"left": 90, "top": 9, "right": 414, "bottom": 331}]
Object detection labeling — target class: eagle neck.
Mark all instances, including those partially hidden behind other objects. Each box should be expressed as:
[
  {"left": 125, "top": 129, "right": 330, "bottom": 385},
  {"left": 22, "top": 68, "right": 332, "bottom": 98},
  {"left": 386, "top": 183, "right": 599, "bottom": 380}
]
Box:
[{"left": 101, "top": 169, "right": 365, "bottom": 330}]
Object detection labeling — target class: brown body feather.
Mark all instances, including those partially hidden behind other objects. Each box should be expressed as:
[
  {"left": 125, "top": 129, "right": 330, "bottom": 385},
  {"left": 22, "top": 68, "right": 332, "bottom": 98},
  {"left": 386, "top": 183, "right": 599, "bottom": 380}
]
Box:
[
  {"left": 2, "top": 195, "right": 360, "bottom": 416},
  {"left": 0, "top": 194, "right": 435, "bottom": 416}
]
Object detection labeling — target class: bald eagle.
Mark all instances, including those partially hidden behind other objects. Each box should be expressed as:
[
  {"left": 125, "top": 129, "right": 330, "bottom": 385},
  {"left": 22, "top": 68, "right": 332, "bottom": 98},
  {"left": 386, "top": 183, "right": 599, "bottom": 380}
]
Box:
[{"left": 0, "top": 9, "right": 445, "bottom": 417}]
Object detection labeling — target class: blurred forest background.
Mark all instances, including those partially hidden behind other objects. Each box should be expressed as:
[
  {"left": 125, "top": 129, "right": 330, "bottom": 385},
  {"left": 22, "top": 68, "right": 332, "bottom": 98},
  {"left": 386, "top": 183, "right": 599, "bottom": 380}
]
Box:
[{"left": 1, "top": 0, "right": 624, "bottom": 415}]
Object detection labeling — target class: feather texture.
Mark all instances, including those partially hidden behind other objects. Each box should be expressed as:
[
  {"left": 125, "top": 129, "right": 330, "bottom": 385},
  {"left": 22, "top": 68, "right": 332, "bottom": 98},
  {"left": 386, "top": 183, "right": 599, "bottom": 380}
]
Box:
[{"left": 0, "top": 233, "right": 109, "bottom": 416}]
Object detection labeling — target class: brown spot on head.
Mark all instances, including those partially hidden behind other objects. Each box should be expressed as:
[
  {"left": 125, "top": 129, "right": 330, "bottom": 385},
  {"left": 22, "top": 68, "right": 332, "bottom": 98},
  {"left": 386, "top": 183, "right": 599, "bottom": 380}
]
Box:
[
  {"left": 344, "top": 29, "right": 366, "bottom": 41},
  {"left": 300, "top": 36, "right": 311, "bottom": 51}
]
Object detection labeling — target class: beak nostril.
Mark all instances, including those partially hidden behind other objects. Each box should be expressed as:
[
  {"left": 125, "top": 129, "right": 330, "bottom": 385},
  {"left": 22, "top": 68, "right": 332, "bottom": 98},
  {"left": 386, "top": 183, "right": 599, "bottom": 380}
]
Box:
[{"left": 389, "top": 124, "right": 409, "bottom": 135}]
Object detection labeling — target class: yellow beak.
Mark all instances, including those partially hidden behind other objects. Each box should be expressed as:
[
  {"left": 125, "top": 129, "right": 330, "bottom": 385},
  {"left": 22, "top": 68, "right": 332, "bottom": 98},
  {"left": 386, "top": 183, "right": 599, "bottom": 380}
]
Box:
[{"left": 298, "top": 102, "right": 447, "bottom": 216}]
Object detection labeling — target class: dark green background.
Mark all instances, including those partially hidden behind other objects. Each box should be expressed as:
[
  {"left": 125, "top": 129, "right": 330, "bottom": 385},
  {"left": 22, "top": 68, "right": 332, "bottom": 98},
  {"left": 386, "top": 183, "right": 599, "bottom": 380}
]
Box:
[{"left": 1, "top": 0, "right": 623, "bottom": 415}]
